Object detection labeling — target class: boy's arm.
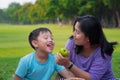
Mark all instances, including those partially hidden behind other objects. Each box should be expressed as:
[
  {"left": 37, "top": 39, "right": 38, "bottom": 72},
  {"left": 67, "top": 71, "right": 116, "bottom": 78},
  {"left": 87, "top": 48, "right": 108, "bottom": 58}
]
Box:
[
  {"left": 13, "top": 74, "right": 22, "bottom": 80},
  {"left": 55, "top": 73, "right": 61, "bottom": 80}
]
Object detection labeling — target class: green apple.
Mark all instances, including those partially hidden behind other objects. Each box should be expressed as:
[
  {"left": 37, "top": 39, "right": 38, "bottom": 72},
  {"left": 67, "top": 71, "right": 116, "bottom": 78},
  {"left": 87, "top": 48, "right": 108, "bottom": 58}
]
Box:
[{"left": 59, "top": 48, "right": 69, "bottom": 57}]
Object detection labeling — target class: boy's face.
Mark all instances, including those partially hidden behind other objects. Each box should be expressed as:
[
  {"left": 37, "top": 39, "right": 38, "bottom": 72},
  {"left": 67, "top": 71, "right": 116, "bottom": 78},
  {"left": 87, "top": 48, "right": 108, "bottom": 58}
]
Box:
[{"left": 32, "top": 31, "right": 55, "bottom": 54}]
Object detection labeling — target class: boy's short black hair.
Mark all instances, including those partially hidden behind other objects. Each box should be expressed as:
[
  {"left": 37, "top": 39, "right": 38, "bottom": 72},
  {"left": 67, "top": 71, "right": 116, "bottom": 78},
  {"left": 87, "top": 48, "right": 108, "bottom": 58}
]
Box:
[{"left": 28, "top": 27, "right": 52, "bottom": 49}]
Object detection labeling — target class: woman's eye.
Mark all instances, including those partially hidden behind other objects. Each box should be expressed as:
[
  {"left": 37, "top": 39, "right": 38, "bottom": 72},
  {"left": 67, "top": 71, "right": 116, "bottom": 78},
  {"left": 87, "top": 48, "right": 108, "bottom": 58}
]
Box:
[
  {"left": 44, "top": 37, "right": 48, "bottom": 39},
  {"left": 75, "top": 30, "right": 80, "bottom": 34},
  {"left": 77, "top": 31, "right": 80, "bottom": 34}
]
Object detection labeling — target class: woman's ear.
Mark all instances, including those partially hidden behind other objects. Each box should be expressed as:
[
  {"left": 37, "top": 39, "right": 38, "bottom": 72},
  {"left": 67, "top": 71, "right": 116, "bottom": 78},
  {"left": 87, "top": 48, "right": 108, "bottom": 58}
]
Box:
[
  {"left": 32, "top": 40, "right": 38, "bottom": 48},
  {"left": 86, "top": 36, "right": 89, "bottom": 42}
]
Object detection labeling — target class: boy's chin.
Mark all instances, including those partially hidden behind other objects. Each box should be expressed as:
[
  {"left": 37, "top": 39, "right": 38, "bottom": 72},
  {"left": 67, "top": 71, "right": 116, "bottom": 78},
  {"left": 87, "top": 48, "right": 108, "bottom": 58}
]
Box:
[{"left": 47, "top": 50, "right": 53, "bottom": 53}]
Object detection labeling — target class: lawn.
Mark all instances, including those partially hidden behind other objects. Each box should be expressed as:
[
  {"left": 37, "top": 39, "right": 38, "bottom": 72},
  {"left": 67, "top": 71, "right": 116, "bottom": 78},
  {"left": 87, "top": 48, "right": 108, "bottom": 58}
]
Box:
[{"left": 0, "top": 24, "right": 120, "bottom": 80}]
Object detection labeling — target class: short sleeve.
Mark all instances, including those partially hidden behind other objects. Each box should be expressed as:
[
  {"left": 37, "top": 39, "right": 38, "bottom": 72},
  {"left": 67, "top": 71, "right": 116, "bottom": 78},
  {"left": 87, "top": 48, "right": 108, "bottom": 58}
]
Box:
[
  {"left": 65, "top": 39, "right": 74, "bottom": 51},
  {"left": 89, "top": 55, "right": 110, "bottom": 80},
  {"left": 55, "top": 63, "right": 65, "bottom": 73},
  {"left": 54, "top": 54, "right": 65, "bottom": 73},
  {"left": 65, "top": 39, "right": 75, "bottom": 62},
  {"left": 15, "top": 58, "right": 28, "bottom": 78}
]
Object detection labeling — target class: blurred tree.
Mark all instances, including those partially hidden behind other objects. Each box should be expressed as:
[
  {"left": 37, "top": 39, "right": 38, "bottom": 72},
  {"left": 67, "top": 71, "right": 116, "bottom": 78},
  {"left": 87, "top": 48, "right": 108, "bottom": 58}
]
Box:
[
  {"left": 6, "top": 2, "right": 21, "bottom": 23},
  {"left": 45, "top": 0, "right": 59, "bottom": 22},
  {"left": 103, "top": 0, "right": 120, "bottom": 27},
  {"left": 0, "top": 9, "right": 8, "bottom": 23},
  {"left": 28, "top": 0, "right": 50, "bottom": 24},
  {"left": 14, "top": 3, "right": 32, "bottom": 24},
  {"left": 1, "top": 0, "right": 120, "bottom": 27},
  {"left": 57, "top": 0, "right": 80, "bottom": 24}
]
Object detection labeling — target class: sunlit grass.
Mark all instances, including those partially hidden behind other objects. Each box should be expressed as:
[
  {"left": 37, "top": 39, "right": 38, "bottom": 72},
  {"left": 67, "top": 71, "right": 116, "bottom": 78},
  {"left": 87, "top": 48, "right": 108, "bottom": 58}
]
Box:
[{"left": 0, "top": 24, "right": 120, "bottom": 79}]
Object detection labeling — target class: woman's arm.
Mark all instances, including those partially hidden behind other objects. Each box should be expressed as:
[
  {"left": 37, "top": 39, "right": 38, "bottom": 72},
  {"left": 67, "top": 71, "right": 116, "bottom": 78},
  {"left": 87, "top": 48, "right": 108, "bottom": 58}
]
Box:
[
  {"left": 56, "top": 53, "right": 91, "bottom": 80},
  {"left": 55, "top": 69, "right": 85, "bottom": 80},
  {"left": 68, "top": 63, "right": 91, "bottom": 80},
  {"left": 65, "top": 77, "right": 85, "bottom": 80},
  {"left": 59, "top": 69, "right": 75, "bottom": 78}
]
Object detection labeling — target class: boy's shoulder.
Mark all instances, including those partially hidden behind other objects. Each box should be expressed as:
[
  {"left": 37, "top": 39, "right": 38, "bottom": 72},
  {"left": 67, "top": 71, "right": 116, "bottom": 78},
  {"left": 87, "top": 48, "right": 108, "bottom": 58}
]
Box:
[
  {"left": 20, "top": 52, "right": 35, "bottom": 61},
  {"left": 49, "top": 53, "right": 55, "bottom": 58},
  {"left": 48, "top": 53, "right": 57, "bottom": 61}
]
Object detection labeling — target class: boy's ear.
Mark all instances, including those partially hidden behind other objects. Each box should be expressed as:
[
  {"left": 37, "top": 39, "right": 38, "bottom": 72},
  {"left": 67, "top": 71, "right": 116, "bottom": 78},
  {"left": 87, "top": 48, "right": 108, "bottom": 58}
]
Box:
[{"left": 32, "top": 40, "right": 38, "bottom": 48}]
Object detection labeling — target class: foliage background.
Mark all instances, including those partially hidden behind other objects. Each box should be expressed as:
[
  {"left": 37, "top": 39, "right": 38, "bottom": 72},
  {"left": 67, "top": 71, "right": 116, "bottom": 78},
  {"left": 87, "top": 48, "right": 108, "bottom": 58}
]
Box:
[{"left": 0, "top": 0, "right": 120, "bottom": 27}]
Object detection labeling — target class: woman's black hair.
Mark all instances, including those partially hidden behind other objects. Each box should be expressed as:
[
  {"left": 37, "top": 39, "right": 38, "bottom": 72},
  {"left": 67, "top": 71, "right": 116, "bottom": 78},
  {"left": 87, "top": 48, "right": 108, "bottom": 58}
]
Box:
[
  {"left": 70, "top": 15, "right": 117, "bottom": 58},
  {"left": 28, "top": 27, "right": 52, "bottom": 49}
]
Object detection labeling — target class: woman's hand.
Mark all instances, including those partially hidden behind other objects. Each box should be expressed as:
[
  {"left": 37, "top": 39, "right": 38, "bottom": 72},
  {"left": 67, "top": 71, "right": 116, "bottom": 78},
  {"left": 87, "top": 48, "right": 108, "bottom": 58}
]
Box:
[
  {"left": 56, "top": 53, "right": 71, "bottom": 68},
  {"left": 65, "top": 77, "right": 85, "bottom": 80}
]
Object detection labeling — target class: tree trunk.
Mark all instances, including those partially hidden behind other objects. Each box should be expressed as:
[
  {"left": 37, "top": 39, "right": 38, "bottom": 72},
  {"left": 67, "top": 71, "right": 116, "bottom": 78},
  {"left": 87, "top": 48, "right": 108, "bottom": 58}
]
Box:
[
  {"left": 113, "top": 12, "right": 118, "bottom": 27},
  {"left": 115, "top": 11, "right": 120, "bottom": 27},
  {"left": 101, "top": 17, "right": 109, "bottom": 27}
]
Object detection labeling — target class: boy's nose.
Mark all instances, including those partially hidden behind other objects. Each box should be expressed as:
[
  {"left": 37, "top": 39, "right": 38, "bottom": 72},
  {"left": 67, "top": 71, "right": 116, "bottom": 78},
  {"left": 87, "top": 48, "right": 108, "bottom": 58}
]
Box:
[{"left": 48, "top": 37, "right": 53, "bottom": 41}]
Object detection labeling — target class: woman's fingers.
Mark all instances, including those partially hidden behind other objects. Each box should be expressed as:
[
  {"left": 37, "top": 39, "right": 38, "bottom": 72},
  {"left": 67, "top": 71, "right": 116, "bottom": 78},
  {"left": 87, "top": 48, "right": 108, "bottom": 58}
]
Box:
[
  {"left": 56, "top": 53, "right": 68, "bottom": 66},
  {"left": 56, "top": 53, "right": 63, "bottom": 64}
]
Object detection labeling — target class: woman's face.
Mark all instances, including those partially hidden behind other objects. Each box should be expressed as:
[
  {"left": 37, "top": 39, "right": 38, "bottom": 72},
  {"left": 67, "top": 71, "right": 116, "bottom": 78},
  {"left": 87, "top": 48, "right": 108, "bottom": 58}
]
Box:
[{"left": 73, "top": 21, "right": 89, "bottom": 46}]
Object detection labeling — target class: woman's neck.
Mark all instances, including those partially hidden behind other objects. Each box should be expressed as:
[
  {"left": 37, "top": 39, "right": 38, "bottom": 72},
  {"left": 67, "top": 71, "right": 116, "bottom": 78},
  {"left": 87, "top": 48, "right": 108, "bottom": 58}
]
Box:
[{"left": 81, "top": 45, "right": 98, "bottom": 58}]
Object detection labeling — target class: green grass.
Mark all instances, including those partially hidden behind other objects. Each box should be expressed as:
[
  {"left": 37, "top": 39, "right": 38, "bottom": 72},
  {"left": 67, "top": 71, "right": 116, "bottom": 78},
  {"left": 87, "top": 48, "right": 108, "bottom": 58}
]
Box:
[{"left": 0, "top": 24, "right": 120, "bottom": 79}]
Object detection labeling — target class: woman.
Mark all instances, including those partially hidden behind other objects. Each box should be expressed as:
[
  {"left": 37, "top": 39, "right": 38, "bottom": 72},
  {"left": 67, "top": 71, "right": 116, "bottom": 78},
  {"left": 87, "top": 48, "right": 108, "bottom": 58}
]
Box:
[{"left": 56, "top": 15, "right": 117, "bottom": 80}]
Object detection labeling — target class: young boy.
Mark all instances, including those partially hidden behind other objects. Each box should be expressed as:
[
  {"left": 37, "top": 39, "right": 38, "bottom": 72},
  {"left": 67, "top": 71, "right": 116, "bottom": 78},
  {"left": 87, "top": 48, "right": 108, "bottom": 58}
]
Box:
[{"left": 13, "top": 27, "right": 73, "bottom": 80}]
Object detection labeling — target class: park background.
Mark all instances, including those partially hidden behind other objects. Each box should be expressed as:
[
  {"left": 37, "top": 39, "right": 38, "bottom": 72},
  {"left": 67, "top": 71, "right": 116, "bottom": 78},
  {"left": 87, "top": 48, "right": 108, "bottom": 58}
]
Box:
[{"left": 0, "top": 0, "right": 120, "bottom": 80}]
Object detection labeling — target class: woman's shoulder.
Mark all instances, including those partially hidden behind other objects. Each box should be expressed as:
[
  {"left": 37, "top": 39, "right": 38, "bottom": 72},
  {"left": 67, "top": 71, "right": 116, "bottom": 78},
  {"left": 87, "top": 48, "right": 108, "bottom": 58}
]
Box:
[
  {"left": 65, "top": 38, "right": 75, "bottom": 48},
  {"left": 67, "top": 38, "right": 74, "bottom": 43},
  {"left": 93, "top": 47, "right": 112, "bottom": 60}
]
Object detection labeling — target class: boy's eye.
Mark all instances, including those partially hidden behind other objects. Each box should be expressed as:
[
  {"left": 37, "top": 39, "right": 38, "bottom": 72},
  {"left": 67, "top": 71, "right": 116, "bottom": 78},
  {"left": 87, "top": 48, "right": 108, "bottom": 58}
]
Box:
[
  {"left": 44, "top": 37, "right": 48, "bottom": 39},
  {"left": 43, "top": 36, "right": 54, "bottom": 40},
  {"left": 51, "top": 37, "right": 54, "bottom": 40}
]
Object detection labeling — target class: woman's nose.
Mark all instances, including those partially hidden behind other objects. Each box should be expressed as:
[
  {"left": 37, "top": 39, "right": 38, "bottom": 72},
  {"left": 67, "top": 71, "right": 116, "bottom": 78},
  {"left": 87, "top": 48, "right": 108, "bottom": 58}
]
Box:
[{"left": 73, "top": 31, "right": 76, "bottom": 37}]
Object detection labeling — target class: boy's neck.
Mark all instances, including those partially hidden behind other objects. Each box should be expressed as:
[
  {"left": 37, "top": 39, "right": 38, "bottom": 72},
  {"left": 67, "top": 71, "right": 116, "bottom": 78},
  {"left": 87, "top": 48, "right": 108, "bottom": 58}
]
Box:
[{"left": 35, "top": 51, "right": 48, "bottom": 63}]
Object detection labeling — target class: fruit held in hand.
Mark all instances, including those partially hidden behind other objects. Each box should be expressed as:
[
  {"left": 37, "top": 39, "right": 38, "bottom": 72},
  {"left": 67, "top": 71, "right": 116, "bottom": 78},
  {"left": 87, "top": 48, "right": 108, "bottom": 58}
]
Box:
[{"left": 59, "top": 48, "right": 69, "bottom": 57}]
